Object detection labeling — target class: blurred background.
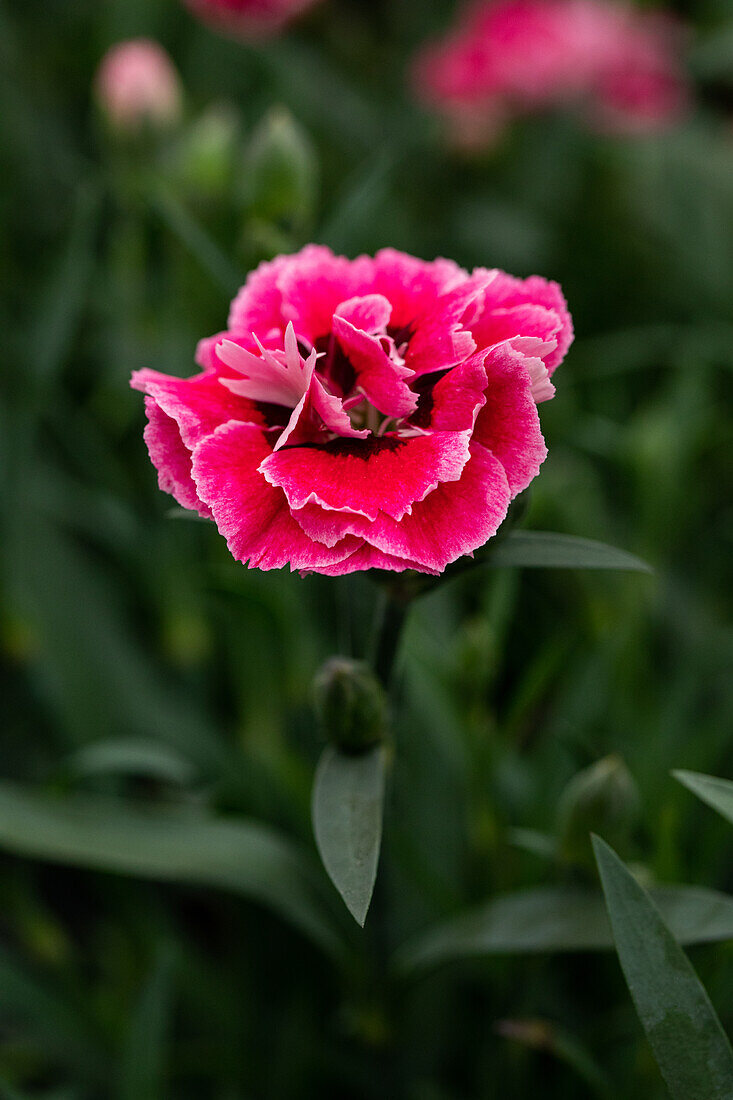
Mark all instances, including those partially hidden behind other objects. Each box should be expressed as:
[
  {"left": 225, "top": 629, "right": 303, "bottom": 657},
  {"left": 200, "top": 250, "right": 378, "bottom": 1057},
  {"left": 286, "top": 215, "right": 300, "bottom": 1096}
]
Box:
[{"left": 2, "top": 0, "right": 733, "bottom": 1096}]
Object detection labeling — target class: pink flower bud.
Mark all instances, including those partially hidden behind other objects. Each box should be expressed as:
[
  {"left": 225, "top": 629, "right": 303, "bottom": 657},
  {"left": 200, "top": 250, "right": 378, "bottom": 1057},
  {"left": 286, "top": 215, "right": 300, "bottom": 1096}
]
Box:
[
  {"left": 183, "top": 0, "right": 320, "bottom": 38},
  {"left": 95, "top": 39, "right": 182, "bottom": 133}
]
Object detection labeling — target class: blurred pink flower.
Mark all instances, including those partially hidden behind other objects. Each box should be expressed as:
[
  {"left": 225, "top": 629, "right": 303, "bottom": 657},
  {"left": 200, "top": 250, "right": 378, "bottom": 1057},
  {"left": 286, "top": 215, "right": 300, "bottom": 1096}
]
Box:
[
  {"left": 95, "top": 39, "right": 182, "bottom": 132},
  {"left": 594, "top": 12, "right": 689, "bottom": 130},
  {"left": 184, "top": 0, "right": 319, "bottom": 37},
  {"left": 414, "top": 0, "right": 689, "bottom": 140},
  {"left": 132, "top": 246, "right": 572, "bottom": 575}
]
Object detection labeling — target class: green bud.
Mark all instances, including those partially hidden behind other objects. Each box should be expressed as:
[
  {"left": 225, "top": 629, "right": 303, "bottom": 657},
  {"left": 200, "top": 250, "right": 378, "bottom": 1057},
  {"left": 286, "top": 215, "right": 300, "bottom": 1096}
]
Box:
[
  {"left": 557, "top": 755, "right": 640, "bottom": 867},
  {"left": 172, "top": 105, "right": 239, "bottom": 199},
  {"left": 313, "top": 658, "right": 388, "bottom": 754},
  {"left": 241, "top": 107, "right": 317, "bottom": 228}
]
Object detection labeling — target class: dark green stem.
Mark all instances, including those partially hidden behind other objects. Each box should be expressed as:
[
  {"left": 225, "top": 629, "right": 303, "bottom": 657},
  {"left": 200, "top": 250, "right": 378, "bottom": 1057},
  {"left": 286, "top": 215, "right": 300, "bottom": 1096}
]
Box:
[{"left": 370, "top": 588, "right": 410, "bottom": 688}]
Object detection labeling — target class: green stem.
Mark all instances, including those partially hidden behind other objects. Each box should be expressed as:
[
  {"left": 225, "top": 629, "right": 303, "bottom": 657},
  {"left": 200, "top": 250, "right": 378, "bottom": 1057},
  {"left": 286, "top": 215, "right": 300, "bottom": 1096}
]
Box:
[{"left": 370, "top": 588, "right": 410, "bottom": 688}]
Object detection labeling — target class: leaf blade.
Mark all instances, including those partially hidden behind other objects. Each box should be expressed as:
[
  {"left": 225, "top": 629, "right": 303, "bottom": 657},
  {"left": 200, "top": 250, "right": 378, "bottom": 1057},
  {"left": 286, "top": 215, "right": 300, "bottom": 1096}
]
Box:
[
  {"left": 0, "top": 782, "right": 343, "bottom": 957},
  {"left": 674, "top": 770, "right": 733, "bottom": 826},
  {"left": 593, "top": 836, "right": 733, "bottom": 1100},
  {"left": 312, "top": 745, "right": 387, "bottom": 927},
  {"left": 485, "top": 532, "right": 653, "bottom": 573},
  {"left": 395, "top": 884, "right": 733, "bottom": 974}
]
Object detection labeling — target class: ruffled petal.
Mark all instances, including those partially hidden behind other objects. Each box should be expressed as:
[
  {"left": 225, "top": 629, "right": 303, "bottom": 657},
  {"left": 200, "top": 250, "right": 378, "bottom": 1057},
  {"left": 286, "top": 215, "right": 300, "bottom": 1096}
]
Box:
[
  {"left": 411, "top": 351, "right": 488, "bottom": 431},
  {"left": 191, "top": 422, "right": 362, "bottom": 571},
  {"left": 276, "top": 247, "right": 374, "bottom": 342},
  {"left": 472, "top": 303, "right": 560, "bottom": 358},
  {"left": 358, "top": 442, "right": 511, "bottom": 572},
  {"left": 259, "top": 430, "right": 472, "bottom": 522},
  {"left": 227, "top": 252, "right": 292, "bottom": 339},
  {"left": 371, "top": 249, "right": 465, "bottom": 329},
  {"left": 142, "top": 397, "right": 212, "bottom": 518},
  {"left": 131, "top": 367, "right": 267, "bottom": 449},
  {"left": 331, "top": 314, "right": 417, "bottom": 419},
  {"left": 473, "top": 343, "right": 547, "bottom": 497},
  {"left": 405, "top": 272, "right": 494, "bottom": 376},
  {"left": 334, "top": 294, "right": 392, "bottom": 334},
  {"left": 315, "top": 543, "right": 441, "bottom": 577},
  {"left": 475, "top": 271, "right": 573, "bottom": 375},
  {"left": 275, "top": 374, "right": 369, "bottom": 450},
  {"left": 217, "top": 323, "right": 315, "bottom": 408},
  {"left": 290, "top": 500, "right": 371, "bottom": 547}
]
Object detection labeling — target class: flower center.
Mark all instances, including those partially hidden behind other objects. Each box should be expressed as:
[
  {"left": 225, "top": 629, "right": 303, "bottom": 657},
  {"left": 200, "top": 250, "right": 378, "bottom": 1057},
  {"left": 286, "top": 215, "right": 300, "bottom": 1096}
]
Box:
[{"left": 311, "top": 333, "right": 357, "bottom": 398}]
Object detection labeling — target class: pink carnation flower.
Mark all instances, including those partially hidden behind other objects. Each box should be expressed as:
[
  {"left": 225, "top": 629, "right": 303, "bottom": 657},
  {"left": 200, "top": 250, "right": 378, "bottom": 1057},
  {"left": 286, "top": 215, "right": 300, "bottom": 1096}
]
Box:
[
  {"left": 184, "top": 0, "right": 319, "bottom": 37},
  {"left": 132, "top": 247, "right": 572, "bottom": 576},
  {"left": 414, "top": 0, "right": 689, "bottom": 138},
  {"left": 95, "top": 40, "right": 182, "bottom": 132}
]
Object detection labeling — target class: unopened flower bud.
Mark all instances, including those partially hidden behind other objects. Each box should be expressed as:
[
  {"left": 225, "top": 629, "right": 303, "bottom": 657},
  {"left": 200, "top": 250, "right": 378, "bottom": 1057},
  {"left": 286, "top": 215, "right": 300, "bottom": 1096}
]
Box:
[
  {"left": 174, "top": 105, "right": 239, "bottom": 198},
  {"left": 557, "top": 755, "right": 640, "bottom": 867},
  {"left": 95, "top": 39, "right": 182, "bottom": 135},
  {"left": 313, "top": 658, "right": 388, "bottom": 753},
  {"left": 241, "top": 108, "right": 317, "bottom": 228}
]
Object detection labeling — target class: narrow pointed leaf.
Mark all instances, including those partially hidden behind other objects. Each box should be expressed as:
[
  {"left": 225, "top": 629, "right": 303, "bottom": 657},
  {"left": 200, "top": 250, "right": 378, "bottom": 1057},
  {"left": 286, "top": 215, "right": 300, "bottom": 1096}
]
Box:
[
  {"left": 485, "top": 532, "right": 652, "bottom": 573},
  {"left": 395, "top": 884, "right": 733, "bottom": 974},
  {"left": 593, "top": 836, "right": 733, "bottom": 1100},
  {"left": 0, "top": 781, "right": 343, "bottom": 956},
  {"left": 674, "top": 770, "right": 733, "bottom": 826},
  {"left": 312, "top": 745, "right": 387, "bottom": 926}
]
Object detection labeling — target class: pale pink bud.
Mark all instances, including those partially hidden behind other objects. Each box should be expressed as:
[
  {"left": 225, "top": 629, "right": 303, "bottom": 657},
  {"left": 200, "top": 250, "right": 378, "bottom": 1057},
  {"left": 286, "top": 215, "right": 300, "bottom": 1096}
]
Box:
[{"left": 95, "top": 39, "right": 182, "bottom": 133}]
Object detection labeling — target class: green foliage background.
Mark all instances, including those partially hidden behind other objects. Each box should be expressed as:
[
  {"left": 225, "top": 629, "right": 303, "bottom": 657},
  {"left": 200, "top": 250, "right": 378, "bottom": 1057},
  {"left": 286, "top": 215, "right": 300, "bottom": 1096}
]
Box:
[{"left": 2, "top": 0, "right": 733, "bottom": 1095}]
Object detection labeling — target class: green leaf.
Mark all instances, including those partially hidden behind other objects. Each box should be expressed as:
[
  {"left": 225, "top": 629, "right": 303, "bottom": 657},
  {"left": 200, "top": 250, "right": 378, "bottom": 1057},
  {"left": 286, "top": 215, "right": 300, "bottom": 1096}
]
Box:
[
  {"left": 593, "top": 836, "right": 733, "bottom": 1100},
  {"left": 485, "top": 532, "right": 653, "bottom": 573},
  {"left": 674, "top": 770, "right": 733, "bottom": 826},
  {"left": 312, "top": 745, "right": 387, "bottom": 927},
  {"left": 69, "top": 739, "right": 197, "bottom": 788},
  {"left": 395, "top": 884, "right": 733, "bottom": 974},
  {"left": 120, "top": 945, "right": 174, "bottom": 1100},
  {"left": 0, "top": 782, "right": 343, "bottom": 957}
]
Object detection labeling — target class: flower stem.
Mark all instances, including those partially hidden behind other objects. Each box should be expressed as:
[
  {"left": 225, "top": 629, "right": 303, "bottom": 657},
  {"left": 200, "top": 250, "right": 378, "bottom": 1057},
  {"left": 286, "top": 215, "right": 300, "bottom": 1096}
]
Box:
[{"left": 370, "top": 587, "right": 411, "bottom": 688}]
